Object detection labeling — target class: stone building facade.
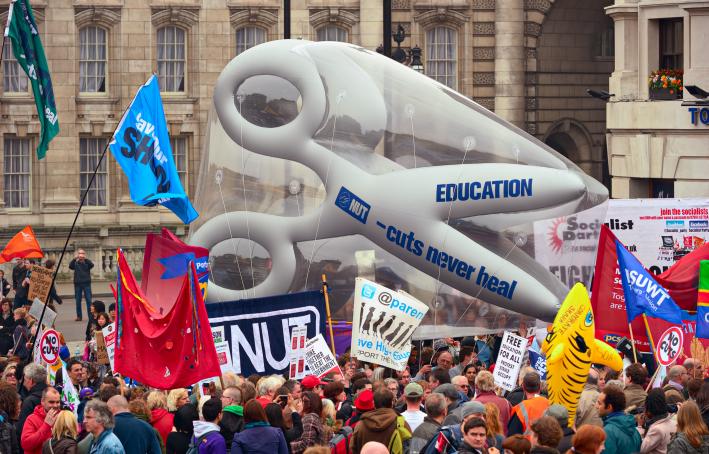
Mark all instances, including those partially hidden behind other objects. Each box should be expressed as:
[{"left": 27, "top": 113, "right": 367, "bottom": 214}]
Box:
[
  {"left": 606, "top": 0, "right": 709, "bottom": 199},
  {"left": 0, "top": 0, "right": 614, "bottom": 282}
]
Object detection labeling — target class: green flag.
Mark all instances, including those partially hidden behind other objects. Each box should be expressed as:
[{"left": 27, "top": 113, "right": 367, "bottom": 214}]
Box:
[{"left": 5, "top": 0, "right": 59, "bottom": 159}]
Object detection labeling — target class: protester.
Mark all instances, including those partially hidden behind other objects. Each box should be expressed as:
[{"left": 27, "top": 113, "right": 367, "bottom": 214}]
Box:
[
  {"left": 428, "top": 368, "right": 452, "bottom": 388},
  {"left": 147, "top": 391, "right": 174, "bottom": 445},
  {"left": 449, "top": 347, "right": 476, "bottom": 378},
  {"left": 638, "top": 388, "right": 676, "bottom": 454},
  {"left": 574, "top": 368, "right": 603, "bottom": 428},
  {"left": 568, "top": 425, "right": 605, "bottom": 454},
  {"left": 458, "top": 418, "right": 493, "bottom": 454},
  {"left": 84, "top": 399, "right": 124, "bottom": 453},
  {"left": 463, "top": 364, "right": 477, "bottom": 395},
  {"left": 434, "top": 383, "right": 461, "bottom": 417},
  {"left": 11, "top": 308, "right": 29, "bottom": 360},
  {"left": 258, "top": 376, "right": 286, "bottom": 408},
  {"left": 232, "top": 400, "right": 288, "bottom": 454},
  {"left": 193, "top": 397, "right": 226, "bottom": 453},
  {"left": 0, "top": 299, "right": 16, "bottom": 355},
  {"left": 663, "top": 366, "right": 688, "bottom": 403},
  {"left": 291, "top": 392, "right": 328, "bottom": 454},
  {"left": 69, "top": 249, "right": 94, "bottom": 322},
  {"left": 401, "top": 383, "right": 426, "bottom": 431},
  {"left": 323, "top": 382, "right": 352, "bottom": 423},
  {"left": 347, "top": 389, "right": 374, "bottom": 428},
  {"left": 451, "top": 376, "right": 471, "bottom": 403},
  {"left": 506, "top": 367, "right": 535, "bottom": 407},
  {"left": 543, "top": 405, "right": 572, "bottom": 454},
  {"left": 484, "top": 403, "right": 505, "bottom": 449},
  {"left": 596, "top": 385, "right": 641, "bottom": 454},
  {"left": 684, "top": 358, "right": 704, "bottom": 381},
  {"left": 167, "top": 403, "right": 199, "bottom": 454},
  {"left": 301, "top": 376, "right": 325, "bottom": 396},
  {"left": 1, "top": 363, "right": 17, "bottom": 387},
  {"left": 0, "top": 381, "right": 21, "bottom": 454},
  {"left": 0, "top": 270, "right": 10, "bottom": 297},
  {"left": 410, "top": 393, "right": 447, "bottom": 454},
  {"left": 502, "top": 435, "right": 531, "bottom": 454},
  {"left": 12, "top": 260, "right": 30, "bottom": 309},
  {"left": 359, "top": 441, "right": 389, "bottom": 454},
  {"left": 623, "top": 363, "right": 649, "bottom": 411},
  {"left": 220, "top": 386, "right": 245, "bottom": 448},
  {"left": 508, "top": 372, "right": 550, "bottom": 437},
  {"left": 528, "top": 416, "right": 562, "bottom": 454},
  {"left": 41, "top": 410, "right": 78, "bottom": 454},
  {"left": 444, "top": 400, "right": 486, "bottom": 427},
  {"left": 18, "top": 363, "right": 49, "bottom": 438},
  {"left": 414, "top": 350, "right": 454, "bottom": 381},
  {"left": 667, "top": 401, "right": 709, "bottom": 454},
  {"left": 351, "top": 388, "right": 411, "bottom": 454},
  {"left": 107, "top": 395, "right": 162, "bottom": 454},
  {"left": 44, "top": 259, "right": 63, "bottom": 310},
  {"left": 474, "top": 371, "right": 512, "bottom": 431}
]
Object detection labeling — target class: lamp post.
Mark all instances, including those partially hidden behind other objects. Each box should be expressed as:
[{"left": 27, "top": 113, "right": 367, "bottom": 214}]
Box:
[{"left": 410, "top": 45, "right": 424, "bottom": 73}]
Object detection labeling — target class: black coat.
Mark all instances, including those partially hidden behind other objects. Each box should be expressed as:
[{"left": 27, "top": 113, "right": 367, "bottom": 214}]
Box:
[
  {"left": 68, "top": 258, "right": 93, "bottom": 284},
  {"left": 166, "top": 432, "right": 191, "bottom": 454},
  {"left": 0, "top": 312, "right": 16, "bottom": 355},
  {"left": 220, "top": 410, "right": 245, "bottom": 450}
]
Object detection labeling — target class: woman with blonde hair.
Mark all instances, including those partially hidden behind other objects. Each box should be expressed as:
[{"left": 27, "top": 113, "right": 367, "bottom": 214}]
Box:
[
  {"left": 41, "top": 410, "right": 78, "bottom": 454},
  {"left": 1, "top": 363, "right": 18, "bottom": 386},
  {"left": 147, "top": 390, "right": 174, "bottom": 445},
  {"left": 167, "top": 388, "right": 189, "bottom": 413},
  {"left": 484, "top": 402, "right": 504, "bottom": 449},
  {"left": 668, "top": 401, "right": 709, "bottom": 454},
  {"left": 566, "top": 425, "right": 605, "bottom": 454}
]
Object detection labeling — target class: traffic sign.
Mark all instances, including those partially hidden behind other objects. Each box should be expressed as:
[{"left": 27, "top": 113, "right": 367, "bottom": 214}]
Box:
[
  {"left": 656, "top": 326, "right": 683, "bottom": 366},
  {"left": 39, "top": 329, "right": 60, "bottom": 365}
]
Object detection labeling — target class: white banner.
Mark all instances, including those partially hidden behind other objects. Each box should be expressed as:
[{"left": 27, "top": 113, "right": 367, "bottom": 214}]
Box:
[
  {"left": 351, "top": 277, "right": 429, "bottom": 371},
  {"left": 101, "top": 323, "right": 116, "bottom": 370},
  {"left": 29, "top": 298, "right": 57, "bottom": 327},
  {"left": 493, "top": 331, "right": 527, "bottom": 392},
  {"left": 288, "top": 326, "right": 308, "bottom": 380},
  {"left": 304, "top": 334, "right": 341, "bottom": 378},
  {"left": 215, "top": 341, "right": 234, "bottom": 373}
]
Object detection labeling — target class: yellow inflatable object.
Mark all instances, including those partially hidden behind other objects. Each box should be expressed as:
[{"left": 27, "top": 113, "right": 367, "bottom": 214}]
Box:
[{"left": 541, "top": 283, "right": 623, "bottom": 422}]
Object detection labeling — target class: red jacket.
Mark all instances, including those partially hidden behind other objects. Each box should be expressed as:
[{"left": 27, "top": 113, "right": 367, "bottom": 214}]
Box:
[
  {"left": 151, "top": 407, "right": 174, "bottom": 445},
  {"left": 21, "top": 405, "right": 52, "bottom": 454}
]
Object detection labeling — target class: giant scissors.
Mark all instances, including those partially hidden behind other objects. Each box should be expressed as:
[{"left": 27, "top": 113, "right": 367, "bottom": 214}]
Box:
[{"left": 190, "top": 40, "right": 607, "bottom": 321}]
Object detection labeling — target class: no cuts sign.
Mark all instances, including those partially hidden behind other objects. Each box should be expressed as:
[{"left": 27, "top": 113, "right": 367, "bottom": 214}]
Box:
[{"left": 39, "top": 329, "right": 60, "bottom": 365}]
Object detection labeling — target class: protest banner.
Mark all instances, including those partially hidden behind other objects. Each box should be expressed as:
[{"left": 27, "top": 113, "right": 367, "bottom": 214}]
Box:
[
  {"left": 198, "top": 377, "right": 220, "bottom": 399},
  {"left": 289, "top": 326, "right": 308, "bottom": 380},
  {"left": 47, "top": 360, "right": 61, "bottom": 385},
  {"left": 211, "top": 326, "right": 225, "bottom": 344},
  {"left": 38, "top": 329, "right": 60, "bottom": 365},
  {"left": 29, "top": 298, "right": 56, "bottom": 327},
  {"left": 305, "top": 334, "right": 341, "bottom": 378},
  {"left": 95, "top": 331, "right": 109, "bottom": 365},
  {"left": 351, "top": 278, "right": 429, "bottom": 371},
  {"left": 101, "top": 323, "right": 116, "bottom": 370},
  {"left": 493, "top": 331, "right": 527, "bottom": 391},
  {"left": 207, "top": 291, "right": 325, "bottom": 377},
  {"left": 28, "top": 265, "right": 53, "bottom": 304},
  {"left": 215, "top": 341, "right": 234, "bottom": 373},
  {"left": 656, "top": 326, "right": 683, "bottom": 366}
]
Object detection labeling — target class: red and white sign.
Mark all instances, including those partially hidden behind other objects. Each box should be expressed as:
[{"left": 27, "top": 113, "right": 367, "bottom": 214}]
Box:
[
  {"left": 288, "top": 326, "right": 308, "bottom": 380},
  {"left": 102, "top": 323, "right": 117, "bottom": 369},
  {"left": 656, "top": 326, "right": 684, "bottom": 366},
  {"left": 39, "top": 329, "right": 60, "bottom": 365}
]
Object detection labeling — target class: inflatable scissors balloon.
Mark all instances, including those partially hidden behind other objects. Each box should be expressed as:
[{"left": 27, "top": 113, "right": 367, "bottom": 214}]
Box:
[{"left": 189, "top": 40, "right": 608, "bottom": 321}]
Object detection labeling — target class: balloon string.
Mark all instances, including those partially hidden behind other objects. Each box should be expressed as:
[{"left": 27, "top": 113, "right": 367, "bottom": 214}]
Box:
[
  {"left": 239, "top": 97, "right": 256, "bottom": 298},
  {"left": 304, "top": 92, "right": 344, "bottom": 288},
  {"left": 216, "top": 175, "right": 247, "bottom": 293}
]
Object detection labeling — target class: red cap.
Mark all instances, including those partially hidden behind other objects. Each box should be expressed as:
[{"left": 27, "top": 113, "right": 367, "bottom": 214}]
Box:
[
  {"left": 302, "top": 375, "right": 325, "bottom": 389},
  {"left": 354, "top": 389, "right": 374, "bottom": 411}
]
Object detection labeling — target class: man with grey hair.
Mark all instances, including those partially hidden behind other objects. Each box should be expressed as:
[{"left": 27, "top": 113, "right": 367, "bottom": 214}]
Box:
[
  {"left": 256, "top": 375, "right": 284, "bottom": 407},
  {"left": 545, "top": 404, "right": 574, "bottom": 453},
  {"left": 410, "top": 393, "right": 448, "bottom": 454},
  {"left": 575, "top": 367, "right": 603, "bottom": 428},
  {"left": 685, "top": 357, "right": 704, "bottom": 380},
  {"left": 474, "top": 370, "right": 512, "bottom": 430},
  {"left": 85, "top": 400, "right": 125, "bottom": 453},
  {"left": 17, "top": 362, "right": 48, "bottom": 438},
  {"left": 663, "top": 365, "right": 688, "bottom": 403},
  {"left": 108, "top": 395, "right": 161, "bottom": 453}
]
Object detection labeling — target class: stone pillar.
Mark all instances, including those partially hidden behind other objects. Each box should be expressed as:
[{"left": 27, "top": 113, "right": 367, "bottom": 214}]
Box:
[
  {"left": 606, "top": 3, "right": 639, "bottom": 100},
  {"left": 360, "top": 0, "right": 383, "bottom": 51},
  {"left": 495, "top": 0, "right": 526, "bottom": 127}
]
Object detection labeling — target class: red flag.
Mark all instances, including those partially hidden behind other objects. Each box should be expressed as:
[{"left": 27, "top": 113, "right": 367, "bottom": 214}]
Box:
[
  {"left": 114, "top": 249, "right": 220, "bottom": 389},
  {"left": 655, "top": 243, "right": 709, "bottom": 310},
  {"left": 0, "top": 226, "right": 43, "bottom": 263},
  {"left": 644, "top": 314, "right": 708, "bottom": 361}
]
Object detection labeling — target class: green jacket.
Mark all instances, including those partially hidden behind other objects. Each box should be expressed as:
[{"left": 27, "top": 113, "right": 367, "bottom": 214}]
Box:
[{"left": 602, "top": 412, "right": 641, "bottom": 454}]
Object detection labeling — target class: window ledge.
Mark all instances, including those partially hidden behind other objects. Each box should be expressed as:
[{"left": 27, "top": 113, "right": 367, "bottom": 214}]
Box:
[
  {"left": 0, "top": 95, "right": 33, "bottom": 104},
  {"left": 76, "top": 96, "right": 120, "bottom": 105},
  {"left": 162, "top": 96, "right": 198, "bottom": 104}
]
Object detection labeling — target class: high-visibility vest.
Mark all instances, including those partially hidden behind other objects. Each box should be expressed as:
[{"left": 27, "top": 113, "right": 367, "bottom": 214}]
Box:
[{"left": 512, "top": 395, "right": 550, "bottom": 436}]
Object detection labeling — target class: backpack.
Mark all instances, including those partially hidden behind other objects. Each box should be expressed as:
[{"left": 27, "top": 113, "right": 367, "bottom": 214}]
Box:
[
  {"left": 186, "top": 431, "right": 218, "bottom": 454},
  {"left": 329, "top": 425, "right": 353, "bottom": 454},
  {"left": 421, "top": 425, "right": 459, "bottom": 454},
  {"left": 387, "top": 416, "right": 412, "bottom": 454}
]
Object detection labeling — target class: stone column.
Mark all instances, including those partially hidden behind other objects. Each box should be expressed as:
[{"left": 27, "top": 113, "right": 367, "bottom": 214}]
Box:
[
  {"left": 360, "top": 0, "right": 383, "bottom": 51},
  {"left": 495, "top": 0, "right": 526, "bottom": 127},
  {"left": 606, "top": 3, "right": 639, "bottom": 100}
]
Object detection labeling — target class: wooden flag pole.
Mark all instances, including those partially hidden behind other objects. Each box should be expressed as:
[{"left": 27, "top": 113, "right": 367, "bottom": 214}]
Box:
[
  {"left": 321, "top": 274, "right": 336, "bottom": 354},
  {"left": 643, "top": 314, "right": 659, "bottom": 363},
  {"left": 628, "top": 322, "right": 639, "bottom": 363}
]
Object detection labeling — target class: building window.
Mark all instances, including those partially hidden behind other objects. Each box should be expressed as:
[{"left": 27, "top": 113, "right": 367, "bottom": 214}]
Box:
[
  {"left": 171, "top": 136, "right": 188, "bottom": 191},
  {"left": 80, "top": 138, "right": 107, "bottom": 206},
  {"left": 2, "top": 41, "right": 28, "bottom": 93},
  {"left": 157, "top": 25, "right": 186, "bottom": 92},
  {"left": 651, "top": 179, "right": 674, "bottom": 198},
  {"left": 425, "top": 26, "right": 457, "bottom": 89},
  {"left": 3, "top": 137, "right": 31, "bottom": 208},
  {"left": 316, "top": 25, "right": 347, "bottom": 42},
  {"left": 236, "top": 27, "right": 266, "bottom": 55},
  {"left": 659, "top": 19, "right": 683, "bottom": 70},
  {"left": 598, "top": 22, "right": 614, "bottom": 58},
  {"left": 79, "top": 26, "right": 107, "bottom": 93}
]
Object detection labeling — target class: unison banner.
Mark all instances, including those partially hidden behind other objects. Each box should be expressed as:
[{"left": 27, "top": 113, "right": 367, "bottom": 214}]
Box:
[
  {"left": 206, "top": 291, "right": 326, "bottom": 377},
  {"left": 351, "top": 278, "right": 429, "bottom": 371}
]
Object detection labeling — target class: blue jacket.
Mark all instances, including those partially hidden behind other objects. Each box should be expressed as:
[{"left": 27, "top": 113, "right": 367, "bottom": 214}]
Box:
[
  {"left": 89, "top": 428, "right": 125, "bottom": 454},
  {"left": 232, "top": 423, "right": 288, "bottom": 454},
  {"left": 112, "top": 412, "right": 162, "bottom": 454},
  {"left": 602, "top": 412, "right": 642, "bottom": 454}
]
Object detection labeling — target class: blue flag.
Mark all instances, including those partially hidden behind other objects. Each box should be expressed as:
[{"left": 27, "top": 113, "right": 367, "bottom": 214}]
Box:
[
  {"left": 108, "top": 76, "right": 197, "bottom": 224},
  {"left": 615, "top": 239, "right": 683, "bottom": 324},
  {"left": 528, "top": 339, "right": 546, "bottom": 380}
]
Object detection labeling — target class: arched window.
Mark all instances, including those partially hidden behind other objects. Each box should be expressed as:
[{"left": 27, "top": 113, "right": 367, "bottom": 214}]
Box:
[
  {"left": 236, "top": 26, "right": 266, "bottom": 55},
  {"left": 425, "top": 26, "right": 457, "bottom": 89},
  {"left": 157, "top": 25, "right": 186, "bottom": 92},
  {"left": 316, "top": 25, "right": 347, "bottom": 42},
  {"left": 79, "top": 26, "right": 107, "bottom": 93}
]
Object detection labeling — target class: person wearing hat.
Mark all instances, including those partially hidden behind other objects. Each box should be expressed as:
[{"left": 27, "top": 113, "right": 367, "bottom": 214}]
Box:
[
  {"left": 434, "top": 384, "right": 462, "bottom": 419},
  {"left": 401, "top": 383, "right": 426, "bottom": 432},
  {"left": 351, "top": 388, "right": 411, "bottom": 454},
  {"left": 346, "top": 389, "right": 375, "bottom": 428},
  {"left": 301, "top": 375, "right": 325, "bottom": 397},
  {"left": 544, "top": 404, "right": 574, "bottom": 453},
  {"left": 443, "top": 400, "right": 486, "bottom": 427}
]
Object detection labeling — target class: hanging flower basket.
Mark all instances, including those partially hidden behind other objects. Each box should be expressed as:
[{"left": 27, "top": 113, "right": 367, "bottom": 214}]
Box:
[{"left": 648, "top": 69, "right": 683, "bottom": 100}]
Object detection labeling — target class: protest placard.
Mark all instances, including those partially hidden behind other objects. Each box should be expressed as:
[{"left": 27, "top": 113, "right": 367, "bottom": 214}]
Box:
[
  {"left": 95, "top": 331, "right": 109, "bottom": 365},
  {"left": 211, "top": 326, "right": 225, "bottom": 344},
  {"left": 28, "top": 265, "right": 53, "bottom": 303},
  {"left": 351, "top": 278, "right": 429, "bottom": 371},
  {"left": 29, "top": 298, "right": 57, "bottom": 327},
  {"left": 215, "top": 341, "right": 234, "bottom": 373},
  {"left": 289, "top": 326, "right": 308, "bottom": 379},
  {"left": 102, "top": 323, "right": 116, "bottom": 369},
  {"left": 493, "top": 331, "right": 527, "bottom": 391},
  {"left": 304, "top": 334, "right": 341, "bottom": 378}
]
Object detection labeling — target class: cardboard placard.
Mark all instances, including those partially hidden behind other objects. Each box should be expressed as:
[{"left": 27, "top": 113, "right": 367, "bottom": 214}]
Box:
[
  {"left": 492, "top": 331, "right": 527, "bottom": 392},
  {"left": 102, "top": 323, "right": 116, "bottom": 369},
  {"left": 95, "top": 330, "right": 109, "bottom": 365},
  {"left": 215, "top": 341, "right": 234, "bottom": 373},
  {"left": 29, "top": 298, "right": 57, "bottom": 327},
  {"left": 211, "top": 326, "right": 225, "bottom": 344},
  {"left": 304, "top": 334, "right": 341, "bottom": 378},
  {"left": 28, "top": 266, "right": 53, "bottom": 305},
  {"left": 289, "top": 326, "right": 308, "bottom": 380}
]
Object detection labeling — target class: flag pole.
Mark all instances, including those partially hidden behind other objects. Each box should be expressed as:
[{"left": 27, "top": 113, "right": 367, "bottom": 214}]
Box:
[
  {"left": 321, "top": 274, "right": 336, "bottom": 355},
  {"left": 29, "top": 96, "right": 134, "bottom": 360},
  {"left": 628, "top": 322, "right": 639, "bottom": 363},
  {"left": 642, "top": 314, "right": 659, "bottom": 362}
]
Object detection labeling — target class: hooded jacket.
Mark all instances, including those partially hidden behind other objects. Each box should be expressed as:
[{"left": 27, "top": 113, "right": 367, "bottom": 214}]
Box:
[
  {"left": 219, "top": 405, "right": 244, "bottom": 449},
  {"left": 21, "top": 405, "right": 52, "bottom": 454},
  {"left": 193, "top": 421, "right": 226, "bottom": 454},
  {"left": 151, "top": 408, "right": 175, "bottom": 445},
  {"left": 602, "top": 412, "right": 642, "bottom": 454},
  {"left": 351, "top": 408, "right": 411, "bottom": 454},
  {"left": 232, "top": 422, "right": 288, "bottom": 454},
  {"left": 667, "top": 432, "right": 709, "bottom": 454}
]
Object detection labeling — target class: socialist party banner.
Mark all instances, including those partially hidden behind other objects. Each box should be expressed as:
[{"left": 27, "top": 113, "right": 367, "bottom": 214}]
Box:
[
  {"left": 534, "top": 199, "right": 709, "bottom": 351},
  {"left": 351, "top": 278, "right": 429, "bottom": 371},
  {"left": 206, "top": 291, "right": 326, "bottom": 377}
]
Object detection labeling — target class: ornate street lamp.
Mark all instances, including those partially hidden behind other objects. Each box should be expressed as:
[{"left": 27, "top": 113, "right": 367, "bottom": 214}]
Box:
[{"left": 410, "top": 45, "right": 424, "bottom": 73}]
